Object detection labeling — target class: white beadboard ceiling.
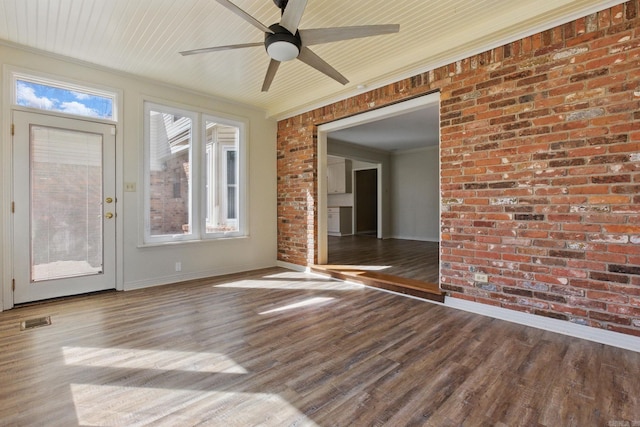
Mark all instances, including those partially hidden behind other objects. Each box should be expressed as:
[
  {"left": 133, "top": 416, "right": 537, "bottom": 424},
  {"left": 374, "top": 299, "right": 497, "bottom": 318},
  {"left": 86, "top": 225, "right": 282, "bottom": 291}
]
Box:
[{"left": 0, "top": 0, "right": 623, "bottom": 118}]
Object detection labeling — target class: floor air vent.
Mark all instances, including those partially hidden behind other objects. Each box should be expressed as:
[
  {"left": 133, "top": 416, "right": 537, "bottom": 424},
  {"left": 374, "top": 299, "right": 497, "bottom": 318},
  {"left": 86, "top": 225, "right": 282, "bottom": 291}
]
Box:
[{"left": 20, "top": 316, "right": 51, "bottom": 330}]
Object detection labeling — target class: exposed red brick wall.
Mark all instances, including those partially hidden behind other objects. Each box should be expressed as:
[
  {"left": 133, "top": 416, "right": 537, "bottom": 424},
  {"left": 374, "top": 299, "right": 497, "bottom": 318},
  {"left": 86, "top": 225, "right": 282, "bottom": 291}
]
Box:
[
  {"left": 277, "top": 1, "right": 640, "bottom": 336},
  {"left": 277, "top": 121, "right": 318, "bottom": 265}
]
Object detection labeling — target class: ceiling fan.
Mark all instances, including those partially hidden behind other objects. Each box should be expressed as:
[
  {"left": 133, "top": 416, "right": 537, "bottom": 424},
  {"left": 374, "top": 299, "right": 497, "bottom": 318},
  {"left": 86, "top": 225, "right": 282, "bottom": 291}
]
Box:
[{"left": 180, "top": 0, "right": 400, "bottom": 92}]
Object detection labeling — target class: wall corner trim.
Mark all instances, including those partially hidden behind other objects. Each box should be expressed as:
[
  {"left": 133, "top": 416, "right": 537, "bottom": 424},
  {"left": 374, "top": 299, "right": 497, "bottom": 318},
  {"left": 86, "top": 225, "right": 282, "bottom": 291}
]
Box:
[{"left": 445, "top": 297, "right": 640, "bottom": 353}]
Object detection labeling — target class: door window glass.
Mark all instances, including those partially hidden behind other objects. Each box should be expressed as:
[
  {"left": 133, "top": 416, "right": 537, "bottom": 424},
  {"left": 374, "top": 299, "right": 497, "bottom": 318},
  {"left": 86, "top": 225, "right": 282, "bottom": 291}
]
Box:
[{"left": 30, "top": 126, "right": 104, "bottom": 281}]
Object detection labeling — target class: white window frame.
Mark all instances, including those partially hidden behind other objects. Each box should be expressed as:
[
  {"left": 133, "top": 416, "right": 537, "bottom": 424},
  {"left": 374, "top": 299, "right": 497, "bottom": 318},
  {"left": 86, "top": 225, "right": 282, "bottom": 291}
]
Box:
[
  {"left": 11, "top": 71, "right": 118, "bottom": 121},
  {"left": 202, "top": 114, "right": 245, "bottom": 239},
  {"left": 143, "top": 101, "right": 247, "bottom": 245}
]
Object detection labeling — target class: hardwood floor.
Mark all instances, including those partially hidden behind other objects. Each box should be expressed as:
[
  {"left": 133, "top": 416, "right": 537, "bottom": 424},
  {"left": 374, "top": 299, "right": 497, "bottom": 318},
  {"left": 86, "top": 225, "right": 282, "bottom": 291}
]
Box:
[
  {"left": 1, "top": 267, "right": 639, "bottom": 426},
  {"left": 328, "top": 235, "right": 440, "bottom": 283}
]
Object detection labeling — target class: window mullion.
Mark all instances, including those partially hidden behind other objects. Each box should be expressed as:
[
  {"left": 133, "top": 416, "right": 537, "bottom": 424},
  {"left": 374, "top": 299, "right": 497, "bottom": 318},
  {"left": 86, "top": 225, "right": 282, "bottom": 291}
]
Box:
[{"left": 190, "top": 114, "right": 203, "bottom": 239}]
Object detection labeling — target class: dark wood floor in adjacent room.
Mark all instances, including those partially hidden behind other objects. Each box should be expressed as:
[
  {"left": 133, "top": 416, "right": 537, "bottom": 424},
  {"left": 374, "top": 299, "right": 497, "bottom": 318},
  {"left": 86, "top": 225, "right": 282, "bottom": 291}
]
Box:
[
  {"left": 1, "top": 267, "right": 638, "bottom": 426},
  {"left": 328, "top": 235, "right": 440, "bottom": 283}
]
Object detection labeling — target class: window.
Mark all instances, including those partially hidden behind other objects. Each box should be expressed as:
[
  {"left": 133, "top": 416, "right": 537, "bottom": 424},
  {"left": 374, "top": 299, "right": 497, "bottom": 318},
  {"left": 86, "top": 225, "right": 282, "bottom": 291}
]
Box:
[
  {"left": 13, "top": 73, "right": 116, "bottom": 120},
  {"left": 144, "top": 102, "right": 245, "bottom": 244},
  {"left": 205, "top": 118, "right": 239, "bottom": 233}
]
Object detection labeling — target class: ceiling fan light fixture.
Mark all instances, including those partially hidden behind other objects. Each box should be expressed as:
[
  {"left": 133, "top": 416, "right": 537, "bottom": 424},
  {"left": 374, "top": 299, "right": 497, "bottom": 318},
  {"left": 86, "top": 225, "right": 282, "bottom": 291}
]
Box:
[
  {"left": 265, "top": 23, "right": 301, "bottom": 62},
  {"left": 267, "top": 41, "right": 299, "bottom": 61},
  {"left": 181, "top": 1, "right": 400, "bottom": 92}
]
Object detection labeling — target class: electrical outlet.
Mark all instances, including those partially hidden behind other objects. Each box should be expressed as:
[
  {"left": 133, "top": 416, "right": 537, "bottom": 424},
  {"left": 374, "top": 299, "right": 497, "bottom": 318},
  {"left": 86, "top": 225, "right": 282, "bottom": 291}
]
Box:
[
  {"left": 175, "top": 262, "right": 182, "bottom": 272},
  {"left": 474, "top": 273, "right": 488, "bottom": 282}
]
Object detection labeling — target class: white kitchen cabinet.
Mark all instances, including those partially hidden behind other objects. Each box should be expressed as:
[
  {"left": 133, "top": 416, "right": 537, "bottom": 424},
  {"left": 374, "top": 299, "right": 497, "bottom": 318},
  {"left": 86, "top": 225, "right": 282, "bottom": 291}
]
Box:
[
  {"left": 327, "top": 207, "right": 353, "bottom": 236},
  {"left": 327, "top": 157, "right": 352, "bottom": 194}
]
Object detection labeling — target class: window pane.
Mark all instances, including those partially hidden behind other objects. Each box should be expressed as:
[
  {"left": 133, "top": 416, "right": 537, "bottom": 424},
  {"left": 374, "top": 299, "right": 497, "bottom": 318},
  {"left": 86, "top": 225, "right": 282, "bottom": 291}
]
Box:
[
  {"left": 226, "top": 150, "right": 237, "bottom": 220},
  {"left": 205, "top": 120, "right": 239, "bottom": 233},
  {"left": 148, "top": 110, "right": 191, "bottom": 236},
  {"left": 227, "top": 151, "right": 236, "bottom": 184},
  {"left": 227, "top": 186, "right": 237, "bottom": 219},
  {"left": 16, "top": 79, "right": 114, "bottom": 120}
]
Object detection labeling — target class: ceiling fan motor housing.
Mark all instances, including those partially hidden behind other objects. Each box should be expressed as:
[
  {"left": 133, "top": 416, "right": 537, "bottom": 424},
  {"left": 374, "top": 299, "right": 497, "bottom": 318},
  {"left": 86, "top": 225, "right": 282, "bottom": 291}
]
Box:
[
  {"left": 273, "top": 0, "right": 288, "bottom": 11},
  {"left": 265, "top": 24, "right": 301, "bottom": 61}
]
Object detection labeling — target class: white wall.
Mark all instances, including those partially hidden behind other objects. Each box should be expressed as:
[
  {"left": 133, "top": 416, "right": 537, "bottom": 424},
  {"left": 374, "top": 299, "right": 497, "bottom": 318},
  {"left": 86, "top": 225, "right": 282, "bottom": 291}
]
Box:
[
  {"left": 1, "top": 43, "right": 277, "bottom": 309},
  {"left": 390, "top": 145, "right": 439, "bottom": 241}
]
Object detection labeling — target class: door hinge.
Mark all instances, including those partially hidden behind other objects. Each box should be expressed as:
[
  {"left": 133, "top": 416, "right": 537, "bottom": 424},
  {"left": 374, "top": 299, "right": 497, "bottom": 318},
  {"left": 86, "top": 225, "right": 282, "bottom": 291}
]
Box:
[
  {"left": 12, "top": 279, "right": 15, "bottom": 291},
  {"left": 11, "top": 123, "right": 15, "bottom": 136},
  {"left": 11, "top": 202, "right": 15, "bottom": 213}
]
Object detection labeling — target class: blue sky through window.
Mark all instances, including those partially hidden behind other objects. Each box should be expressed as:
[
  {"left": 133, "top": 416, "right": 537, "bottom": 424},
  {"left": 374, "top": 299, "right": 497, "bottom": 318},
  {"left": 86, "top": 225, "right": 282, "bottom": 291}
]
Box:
[{"left": 16, "top": 79, "right": 114, "bottom": 120}]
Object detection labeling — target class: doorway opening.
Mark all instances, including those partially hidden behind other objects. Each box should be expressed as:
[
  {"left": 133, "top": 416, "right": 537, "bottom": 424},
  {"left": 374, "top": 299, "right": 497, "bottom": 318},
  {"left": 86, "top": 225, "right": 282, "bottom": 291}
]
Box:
[{"left": 316, "top": 92, "right": 441, "bottom": 299}]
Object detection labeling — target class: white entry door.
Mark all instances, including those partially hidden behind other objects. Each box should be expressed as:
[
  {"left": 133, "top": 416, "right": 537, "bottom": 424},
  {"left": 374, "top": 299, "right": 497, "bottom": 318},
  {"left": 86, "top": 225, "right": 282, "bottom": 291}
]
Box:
[{"left": 12, "top": 110, "right": 116, "bottom": 304}]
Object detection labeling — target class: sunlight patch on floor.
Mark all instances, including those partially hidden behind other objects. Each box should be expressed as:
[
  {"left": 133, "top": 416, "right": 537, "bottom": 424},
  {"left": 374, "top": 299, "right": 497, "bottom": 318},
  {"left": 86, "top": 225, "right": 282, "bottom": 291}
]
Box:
[
  {"left": 215, "top": 275, "right": 364, "bottom": 291},
  {"left": 70, "top": 384, "right": 319, "bottom": 426},
  {"left": 63, "top": 347, "right": 247, "bottom": 374},
  {"left": 259, "top": 297, "right": 335, "bottom": 315}
]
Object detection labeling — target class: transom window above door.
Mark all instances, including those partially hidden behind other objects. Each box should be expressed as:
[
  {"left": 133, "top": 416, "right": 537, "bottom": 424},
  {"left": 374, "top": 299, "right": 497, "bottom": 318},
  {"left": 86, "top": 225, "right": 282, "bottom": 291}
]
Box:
[{"left": 12, "top": 72, "right": 117, "bottom": 121}]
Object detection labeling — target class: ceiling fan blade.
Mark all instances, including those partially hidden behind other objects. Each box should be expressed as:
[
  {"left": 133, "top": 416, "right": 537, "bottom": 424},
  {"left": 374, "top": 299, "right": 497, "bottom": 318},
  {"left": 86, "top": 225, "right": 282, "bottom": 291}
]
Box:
[
  {"left": 300, "top": 24, "right": 400, "bottom": 46},
  {"left": 262, "top": 59, "right": 281, "bottom": 92},
  {"left": 180, "top": 42, "right": 263, "bottom": 56},
  {"left": 280, "top": 0, "right": 308, "bottom": 34},
  {"left": 297, "top": 47, "right": 348, "bottom": 85},
  {"left": 215, "top": 0, "right": 273, "bottom": 34}
]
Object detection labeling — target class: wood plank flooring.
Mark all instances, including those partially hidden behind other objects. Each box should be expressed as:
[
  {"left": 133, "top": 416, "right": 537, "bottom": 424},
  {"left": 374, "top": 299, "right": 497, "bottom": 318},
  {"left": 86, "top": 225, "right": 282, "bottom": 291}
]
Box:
[
  {"left": 1, "top": 267, "right": 639, "bottom": 426},
  {"left": 327, "top": 235, "right": 440, "bottom": 284}
]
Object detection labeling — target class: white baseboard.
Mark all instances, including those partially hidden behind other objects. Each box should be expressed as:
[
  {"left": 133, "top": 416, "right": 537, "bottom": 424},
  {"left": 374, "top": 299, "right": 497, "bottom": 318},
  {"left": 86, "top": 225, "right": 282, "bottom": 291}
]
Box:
[
  {"left": 445, "top": 297, "right": 640, "bottom": 353},
  {"left": 278, "top": 262, "right": 640, "bottom": 353},
  {"left": 124, "top": 262, "right": 276, "bottom": 291},
  {"left": 389, "top": 235, "right": 440, "bottom": 242}
]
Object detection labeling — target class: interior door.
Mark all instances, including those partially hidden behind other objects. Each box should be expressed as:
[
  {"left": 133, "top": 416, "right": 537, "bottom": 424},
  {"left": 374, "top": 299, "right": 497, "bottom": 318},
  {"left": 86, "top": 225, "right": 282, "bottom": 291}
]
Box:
[
  {"left": 355, "top": 169, "right": 378, "bottom": 234},
  {"left": 12, "top": 110, "right": 116, "bottom": 304}
]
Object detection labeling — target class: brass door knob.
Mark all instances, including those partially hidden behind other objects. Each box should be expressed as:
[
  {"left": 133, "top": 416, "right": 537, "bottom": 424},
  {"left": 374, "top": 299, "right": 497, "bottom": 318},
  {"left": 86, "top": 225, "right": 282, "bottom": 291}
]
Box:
[
  {"left": 105, "top": 212, "right": 114, "bottom": 219},
  {"left": 105, "top": 197, "right": 113, "bottom": 203}
]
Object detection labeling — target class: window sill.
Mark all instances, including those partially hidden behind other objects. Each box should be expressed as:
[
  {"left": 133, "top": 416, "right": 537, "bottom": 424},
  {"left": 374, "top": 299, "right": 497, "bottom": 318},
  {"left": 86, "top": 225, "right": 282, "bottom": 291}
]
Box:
[{"left": 138, "top": 234, "right": 249, "bottom": 249}]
